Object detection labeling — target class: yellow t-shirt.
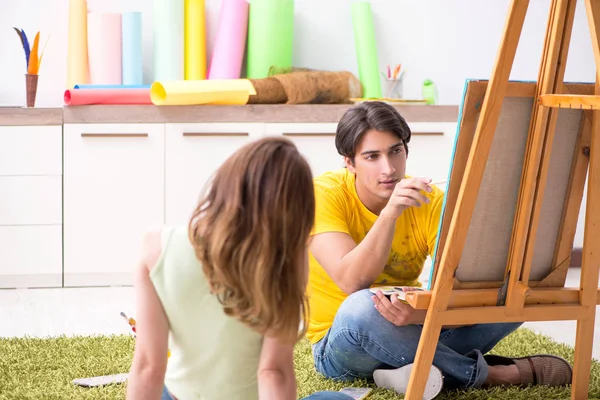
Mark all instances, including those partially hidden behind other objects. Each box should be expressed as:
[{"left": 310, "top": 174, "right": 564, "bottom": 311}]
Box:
[{"left": 306, "top": 168, "right": 444, "bottom": 344}]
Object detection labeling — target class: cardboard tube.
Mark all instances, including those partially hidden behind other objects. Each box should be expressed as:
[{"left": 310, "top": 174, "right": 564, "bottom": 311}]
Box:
[
  {"left": 122, "top": 12, "right": 143, "bottom": 85},
  {"left": 64, "top": 88, "right": 152, "bottom": 105},
  {"left": 66, "top": 0, "right": 89, "bottom": 88},
  {"left": 208, "top": 0, "right": 248, "bottom": 79},
  {"left": 184, "top": 0, "right": 207, "bottom": 80},
  {"left": 246, "top": 0, "right": 293, "bottom": 79},
  {"left": 74, "top": 84, "right": 151, "bottom": 89},
  {"left": 351, "top": 1, "right": 382, "bottom": 98},
  {"left": 87, "top": 13, "right": 122, "bottom": 85},
  {"left": 153, "top": 0, "right": 184, "bottom": 81},
  {"left": 150, "top": 79, "right": 256, "bottom": 105}
]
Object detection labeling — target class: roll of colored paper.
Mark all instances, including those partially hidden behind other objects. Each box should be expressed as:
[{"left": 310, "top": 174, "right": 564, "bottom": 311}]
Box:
[
  {"left": 150, "top": 79, "right": 256, "bottom": 105},
  {"left": 208, "top": 0, "right": 249, "bottom": 79},
  {"left": 122, "top": 12, "right": 143, "bottom": 85},
  {"left": 246, "top": 0, "right": 293, "bottom": 79},
  {"left": 184, "top": 0, "right": 207, "bottom": 80},
  {"left": 74, "top": 84, "right": 151, "bottom": 89},
  {"left": 87, "top": 13, "right": 122, "bottom": 85},
  {"left": 153, "top": 0, "right": 184, "bottom": 81},
  {"left": 351, "top": 1, "right": 382, "bottom": 99},
  {"left": 66, "top": 0, "right": 89, "bottom": 88},
  {"left": 64, "top": 88, "right": 152, "bottom": 105}
]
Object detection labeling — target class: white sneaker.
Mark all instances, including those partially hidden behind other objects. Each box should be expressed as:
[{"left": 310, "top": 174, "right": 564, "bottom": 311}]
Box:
[{"left": 373, "top": 363, "right": 443, "bottom": 400}]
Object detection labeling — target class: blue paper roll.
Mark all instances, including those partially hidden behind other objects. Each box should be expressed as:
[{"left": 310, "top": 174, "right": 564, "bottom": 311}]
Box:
[
  {"left": 121, "top": 12, "right": 143, "bottom": 85},
  {"left": 73, "top": 84, "right": 151, "bottom": 89}
]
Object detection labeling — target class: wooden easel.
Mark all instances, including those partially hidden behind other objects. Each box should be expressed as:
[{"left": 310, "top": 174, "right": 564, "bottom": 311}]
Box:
[{"left": 403, "top": 0, "right": 600, "bottom": 399}]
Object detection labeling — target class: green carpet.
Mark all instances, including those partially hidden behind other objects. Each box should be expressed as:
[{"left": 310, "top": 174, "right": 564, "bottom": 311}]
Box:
[{"left": 0, "top": 328, "right": 598, "bottom": 399}]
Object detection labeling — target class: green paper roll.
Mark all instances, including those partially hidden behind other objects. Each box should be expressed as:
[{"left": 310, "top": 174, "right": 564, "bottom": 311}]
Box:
[
  {"left": 246, "top": 0, "right": 294, "bottom": 79},
  {"left": 153, "top": 0, "right": 184, "bottom": 81},
  {"left": 351, "top": 1, "right": 382, "bottom": 99}
]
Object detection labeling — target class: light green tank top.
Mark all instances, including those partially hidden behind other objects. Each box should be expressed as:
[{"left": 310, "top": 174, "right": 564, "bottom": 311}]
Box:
[{"left": 150, "top": 225, "right": 263, "bottom": 400}]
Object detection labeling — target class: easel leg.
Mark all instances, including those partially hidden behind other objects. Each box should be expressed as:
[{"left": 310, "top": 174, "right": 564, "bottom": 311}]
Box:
[
  {"left": 405, "top": 0, "right": 531, "bottom": 398},
  {"left": 572, "top": 2, "right": 600, "bottom": 399},
  {"left": 404, "top": 314, "right": 443, "bottom": 400}
]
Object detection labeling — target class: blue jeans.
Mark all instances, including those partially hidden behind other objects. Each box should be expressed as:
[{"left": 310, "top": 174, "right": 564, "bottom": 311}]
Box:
[
  {"left": 161, "top": 386, "right": 175, "bottom": 400},
  {"left": 312, "top": 289, "right": 522, "bottom": 389},
  {"left": 163, "top": 385, "right": 352, "bottom": 399},
  {"left": 302, "top": 392, "right": 353, "bottom": 399}
]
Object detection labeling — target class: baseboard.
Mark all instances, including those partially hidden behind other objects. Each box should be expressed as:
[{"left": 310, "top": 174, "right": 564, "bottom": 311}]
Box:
[{"left": 570, "top": 247, "right": 582, "bottom": 267}]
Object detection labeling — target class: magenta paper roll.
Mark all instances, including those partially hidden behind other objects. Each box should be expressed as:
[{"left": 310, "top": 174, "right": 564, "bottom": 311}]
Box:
[
  {"left": 87, "top": 13, "right": 122, "bottom": 84},
  {"left": 208, "top": 0, "right": 249, "bottom": 79}
]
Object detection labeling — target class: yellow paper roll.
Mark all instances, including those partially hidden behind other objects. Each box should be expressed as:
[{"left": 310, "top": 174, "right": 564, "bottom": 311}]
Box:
[
  {"left": 150, "top": 79, "right": 257, "bottom": 105},
  {"left": 184, "top": 0, "right": 207, "bottom": 80},
  {"left": 66, "top": 0, "right": 90, "bottom": 88}
]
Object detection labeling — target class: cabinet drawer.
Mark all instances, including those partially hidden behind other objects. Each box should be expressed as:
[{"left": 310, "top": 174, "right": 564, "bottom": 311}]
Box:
[
  {"left": 0, "top": 126, "right": 62, "bottom": 175},
  {"left": 265, "top": 123, "right": 342, "bottom": 178},
  {"left": 0, "top": 176, "right": 62, "bottom": 225},
  {"left": 165, "top": 123, "right": 264, "bottom": 225},
  {"left": 0, "top": 225, "right": 62, "bottom": 288}
]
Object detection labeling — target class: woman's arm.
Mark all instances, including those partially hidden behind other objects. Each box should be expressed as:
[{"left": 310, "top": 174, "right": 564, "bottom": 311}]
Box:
[
  {"left": 257, "top": 335, "right": 297, "bottom": 400},
  {"left": 126, "top": 229, "right": 170, "bottom": 400}
]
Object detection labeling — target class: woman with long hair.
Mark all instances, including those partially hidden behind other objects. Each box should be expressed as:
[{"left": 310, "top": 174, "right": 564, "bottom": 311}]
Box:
[{"left": 126, "top": 137, "right": 351, "bottom": 399}]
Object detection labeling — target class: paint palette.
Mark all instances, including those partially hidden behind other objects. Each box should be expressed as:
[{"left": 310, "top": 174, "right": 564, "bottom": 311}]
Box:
[{"left": 369, "top": 286, "right": 424, "bottom": 301}]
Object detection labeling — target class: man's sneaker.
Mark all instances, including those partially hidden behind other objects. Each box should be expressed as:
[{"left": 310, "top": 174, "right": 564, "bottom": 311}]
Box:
[{"left": 373, "top": 363, "right": 443, "bottom": 400}]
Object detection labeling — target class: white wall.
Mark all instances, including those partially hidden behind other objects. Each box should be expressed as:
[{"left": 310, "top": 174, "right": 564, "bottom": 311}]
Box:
[
  {"left": 0, "top": 0, "right": 595, "bottom": 107},
  {"left": 0, "top": 0, "right": 594, "bottom": 250}
]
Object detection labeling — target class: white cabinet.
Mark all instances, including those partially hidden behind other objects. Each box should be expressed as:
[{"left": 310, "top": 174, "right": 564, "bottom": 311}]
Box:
[
  {"left": 63, "top": 124, "right": 165, "bottom": 287},
  {"left": 0, "top": 126, "right": 62, "bottom": 175},
  {"left": 0, "top": 126, "right": 62, "bottom": 288},
  {"left": 265, "top": 123, "right": 345, "bottom": 178},
  {"left": 165, "top": 123, "right": 264, "bottom": 225}
]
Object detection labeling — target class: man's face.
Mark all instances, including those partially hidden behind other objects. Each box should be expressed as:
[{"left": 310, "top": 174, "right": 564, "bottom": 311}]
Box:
[{"left": 345, "top": 129, "right": 407, "bottom": 202}]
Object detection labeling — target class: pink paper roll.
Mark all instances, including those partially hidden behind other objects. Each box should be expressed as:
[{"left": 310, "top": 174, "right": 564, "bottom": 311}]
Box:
[
  {"left": 64, "top": 89, "right": 152, "bottom": 105},
  {"left": 208, "top": 0, "right": 249, "bottom": 79},
  {"left": 87, "top": 13, "right": 122, "bottom": 84}
]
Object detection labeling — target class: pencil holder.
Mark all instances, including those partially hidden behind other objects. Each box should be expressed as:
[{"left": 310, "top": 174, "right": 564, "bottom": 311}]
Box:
[{"left": 383, "top": 75, "right": 403, "bottom": 99}]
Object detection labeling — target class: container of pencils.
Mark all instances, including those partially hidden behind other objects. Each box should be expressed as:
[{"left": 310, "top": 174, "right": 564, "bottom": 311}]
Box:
[
  {"left": 384, "top": 76, "right": 404, "bottom": 99},
  {"left": 383, "top": 64, "right": 404, "bottom": 99}
]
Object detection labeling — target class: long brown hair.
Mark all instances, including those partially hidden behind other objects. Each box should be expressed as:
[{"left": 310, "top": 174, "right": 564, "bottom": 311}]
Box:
[{"left": 189, "top": 136, "right": 315, "bottom": 343}]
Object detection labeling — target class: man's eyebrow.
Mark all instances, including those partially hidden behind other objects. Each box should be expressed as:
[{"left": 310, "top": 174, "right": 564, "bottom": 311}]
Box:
[
  {"left": 359, "top": 142, "right": 404, "bottom": 156},
  {"left": 360, "top": 149, "right": 380, "bottom": 156}
]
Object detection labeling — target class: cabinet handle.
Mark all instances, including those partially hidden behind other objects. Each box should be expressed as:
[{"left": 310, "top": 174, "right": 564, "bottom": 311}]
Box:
[
  {"left": 183, "top": 132, "right": 249, "bottom": 137},
  {"left": 282, "top": 132, "right": 335, "bottom": 137},
  {"left": 81, "top": 133, "right": 148, "bottom": 137}
]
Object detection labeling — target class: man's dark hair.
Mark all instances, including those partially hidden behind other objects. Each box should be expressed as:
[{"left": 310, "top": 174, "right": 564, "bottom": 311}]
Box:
[{"left": 335, "top": 101, "right": 411, "bottom": 164}]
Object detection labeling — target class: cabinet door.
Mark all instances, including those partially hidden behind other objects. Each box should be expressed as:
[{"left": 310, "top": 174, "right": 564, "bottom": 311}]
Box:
[
  {"left": 0, "top": 126, "right": 62, "bottom": 175},
  {"left": 0, "top": 125, "right": 62, "bottom": 288},
  {"left": 404, "top": 122, "right": 458, "bottom": 191},
  {"left": 165, "top": 123, "right": 264, "bottom": 225},
  {"left": 264, "top": 123, "right": 344, "bottom": 178},
  {"left": 0, "top": 226, "right": 62, "bottom": 288},
  {"left": 0, "top": 176, "right": 62, "bottom": 225},
  {"left": 63, "top": 124, "right": 165, "bottom": 287}
]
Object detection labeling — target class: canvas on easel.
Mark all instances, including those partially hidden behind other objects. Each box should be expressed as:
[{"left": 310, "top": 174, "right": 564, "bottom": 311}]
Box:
[{"left": 402, "top": 0, "right": 600, "bottom": 399}]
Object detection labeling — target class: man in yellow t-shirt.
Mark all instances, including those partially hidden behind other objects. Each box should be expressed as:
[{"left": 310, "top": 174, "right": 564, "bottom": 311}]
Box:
[{"left": 306, "top": 101, "right": 573, "bottom": 398}]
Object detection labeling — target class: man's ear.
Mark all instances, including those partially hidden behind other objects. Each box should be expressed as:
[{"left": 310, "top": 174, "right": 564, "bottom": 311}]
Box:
[{"left": 344, "top": 157, "right": 356, "bottom": 173}]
